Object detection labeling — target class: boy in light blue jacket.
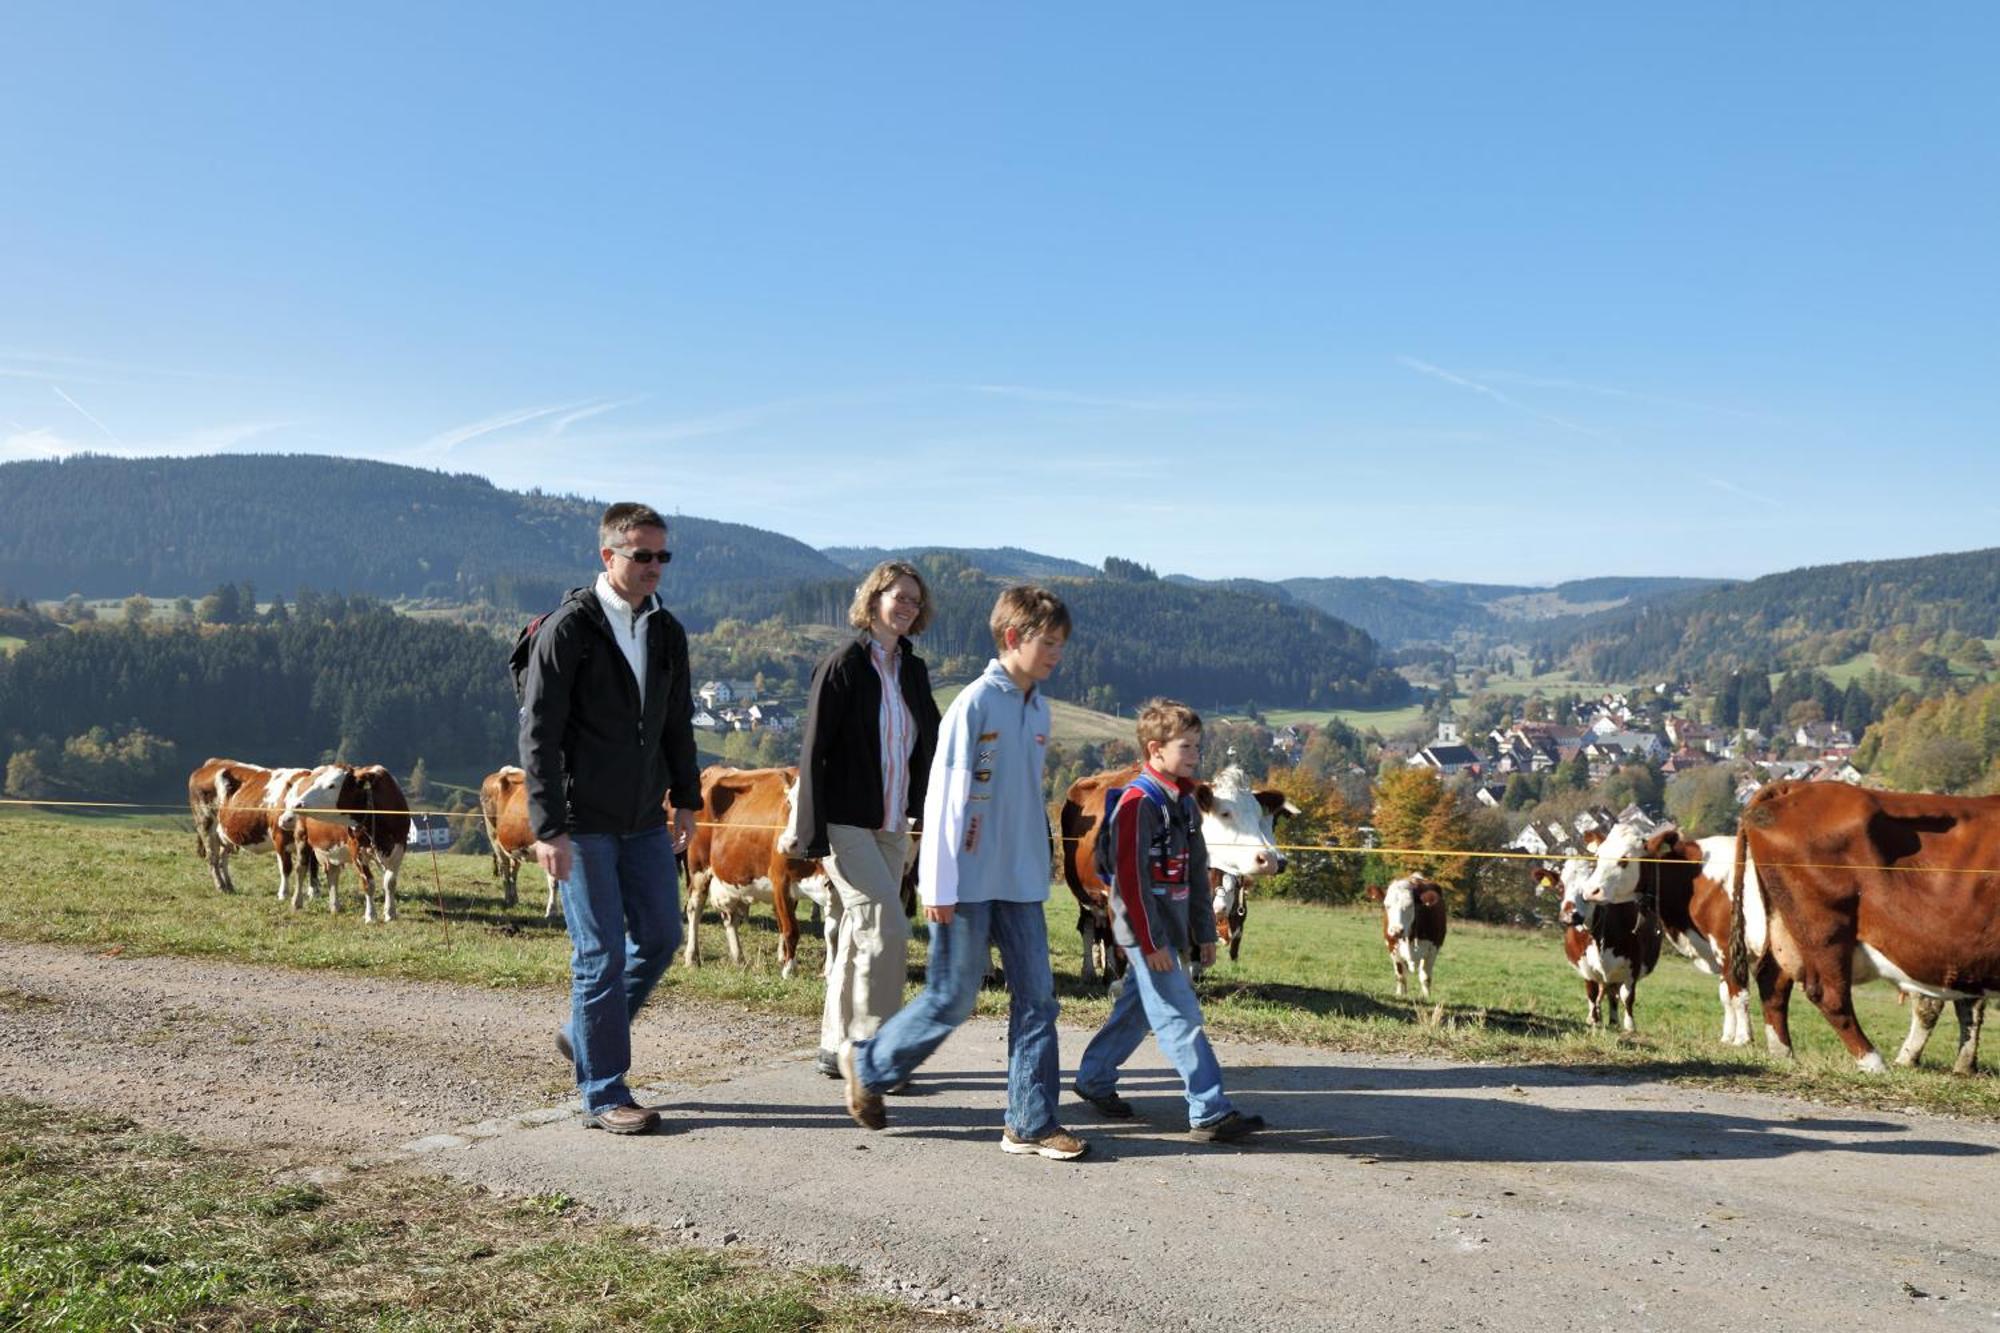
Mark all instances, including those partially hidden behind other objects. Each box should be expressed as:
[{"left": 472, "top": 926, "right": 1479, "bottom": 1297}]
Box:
[{"left": 840, "top": 585, "right": 1089, "bottom": 1160}]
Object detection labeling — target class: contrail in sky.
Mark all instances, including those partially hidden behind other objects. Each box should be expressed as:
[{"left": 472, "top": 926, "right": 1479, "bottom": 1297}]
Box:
[{"left": 52, "top": 384, "right": 129, "bottom": 450}]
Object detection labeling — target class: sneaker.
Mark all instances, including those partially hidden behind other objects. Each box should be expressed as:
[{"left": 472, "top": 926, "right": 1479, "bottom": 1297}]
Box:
[
  {"left": 1071, "top": 1082, "right": 1135, "bottom": 1118},
  {"left": 1189, "top": 1111, "right": 1266, "bottom": 1143},
  {"left": 1000, "top": 1126, "right": 1089, "bottom": 1160},
  {"left": 884, "top": 1078, "right": 914, "bottom": 1095},
  {"left": 586, "top": 1103, "right": 659, "bottom": 1135},
  {"left": 838, "top": 1041, "right": 885, "bottom": 1131},
  {"left": 555, "top": 1028, "right": 575, "bottom": 1065},
  {"left": 815, "top": 1047, "right": 840, "bottom": 1079}
]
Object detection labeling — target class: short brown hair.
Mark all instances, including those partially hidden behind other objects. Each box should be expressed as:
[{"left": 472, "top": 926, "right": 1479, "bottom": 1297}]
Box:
[
  {"left": 599, "top": 502, "right": 667, "bottom": 552},
  {"left": 989, "top": 584, "right": 1071, "bottom": 653},
  {"left": 1136, "top": 698, "right": 1202, "bottom": 751},
  {"left": 848, "top": 560, "right": 933, "bottom": 636}
]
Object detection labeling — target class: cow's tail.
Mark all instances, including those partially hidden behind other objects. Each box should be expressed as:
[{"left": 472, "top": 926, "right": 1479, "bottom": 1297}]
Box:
[{"left": 1728, "top": 830, "right": 1750, "bottom": 991}]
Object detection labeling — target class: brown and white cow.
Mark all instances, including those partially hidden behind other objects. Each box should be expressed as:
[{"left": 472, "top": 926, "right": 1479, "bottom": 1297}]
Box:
[
  {"left": 190, "top": 758, "right": 308, "bottom": 896},
  {"left": 1730, "top": 780, "right": 2000, "bottom": 1073},
  {"left": 479, "top": 765, "right": 557, "bottom": 917},
  {"left": 1532, "top": 824, "right": 1662, "bottom": 1032},
  {"left": 1059, "top": 764, "right": 1297, "bottom": 985},
  {"left": 285, "top": 764, "right": 411, "bottom": 923},
  {"left": 682, "top": 765, "right": 838, "bottom": 979},
  {"left": 1637, "top": 828, "right": 1795, "bottom": 1053},
  {"left": 1366, "top": 874, "right": 1447, "bottom": 999}
]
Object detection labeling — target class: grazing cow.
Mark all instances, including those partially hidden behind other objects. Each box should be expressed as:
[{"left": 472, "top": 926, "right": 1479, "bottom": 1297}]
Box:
[
  {"left": 1532, "top": 825, "right": 1662, "bottom": 1032},
  {"left": 1366, "top": 874, "right": 1447, "bottom": 999},
  {"left": 1731, "top": 780, "right": 2000, "bottom": 1073},
  {"left": 1637, "top": 828, "right": 1796, "bottom": 1053},
  {"left": 192, "top": 759, "right": 307, "bottom": 897},
  {"left": 1060, "top": 764, "right": 1297, "bottom": 985},
  {"left": 285, "top": 764, "right": 411, "bottom": 923},
  {"left": 479, "top": 766, "right": 558, "bottom": 917},
  {"left": 682, "top": 765, "right": 837, "bottom": 979}
]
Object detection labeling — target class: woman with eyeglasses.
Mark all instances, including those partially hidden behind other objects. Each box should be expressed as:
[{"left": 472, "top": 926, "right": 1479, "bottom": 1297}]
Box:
[{"left": 791, "top": 560, "right": 942, "bottom": 1079}]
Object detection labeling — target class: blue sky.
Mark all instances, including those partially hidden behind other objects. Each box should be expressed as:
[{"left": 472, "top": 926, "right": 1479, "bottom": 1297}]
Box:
[{"left": 3, "top": 4, "right": 1995, "bottom": 584}]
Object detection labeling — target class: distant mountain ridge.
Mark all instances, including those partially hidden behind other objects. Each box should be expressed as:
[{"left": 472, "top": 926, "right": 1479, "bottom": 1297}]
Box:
[
  {"left": 822, "top": 544, "right": 1100, "bottom": 581},
  {"left": 0, "top": 454, "right": 848, "bottom": 626}
]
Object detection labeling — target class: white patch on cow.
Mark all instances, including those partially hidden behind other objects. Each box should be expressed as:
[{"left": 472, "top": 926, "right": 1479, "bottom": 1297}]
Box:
[
  {"left": 1199, "top": 766, "right": 1285, "bottom": 879},
  {"left": 1854, "top": 944, "right": 1978, "bottom": 1002},
  {"left": 286, "top": 765, "right": 354, "bottom": 826},
  {"left": 1709, "top": 835, "right": 1768, "bottom": 957},
  {"left": 1856, "top": 1049, "right": 1888, "bottom": 1074},
  {"left": 1764, "top": 1022, "right": 1791, "bottom": 1056},
  {"left": 1577, "top": 940, "right": 1637, "bottom": 988}
]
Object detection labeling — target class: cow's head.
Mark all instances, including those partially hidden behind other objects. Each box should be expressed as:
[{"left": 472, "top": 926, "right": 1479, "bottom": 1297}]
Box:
[
  {"left": 1572, "top": 822, "right": 1645, "bottom": 905},
  {"left": 285, "top": 764, "right": 359, "bottom": 826},
  {"left": 1195, "top": 766, "right": 1297, "bottom": 878},
  {"left": 777, "top": 766, "right": 807, "bottom": 860},
  {"left": 1378, "top": 874, "right": 1441, "bottom": 941}
]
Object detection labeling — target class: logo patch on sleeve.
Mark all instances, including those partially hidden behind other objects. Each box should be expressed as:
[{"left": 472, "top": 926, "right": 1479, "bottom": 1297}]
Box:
[
  {"left": 977, "top": 731, "right": 999, "bottom": 742},
  {"left": 962, "top": 815, "right": 982, "bottom": 853}
]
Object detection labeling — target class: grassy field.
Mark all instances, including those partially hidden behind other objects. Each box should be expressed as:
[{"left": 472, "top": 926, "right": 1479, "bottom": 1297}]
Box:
[
  {"left": 2, "top": 809, "right": 1994, "bottom": 1120},
  {"left": 932, "top": 685, "right": 1132, "bottom": 746},
  {"left": 0, "top": 1098, "right": 975, "bottom": 1331},
  {"left": 1260, "top": 702, "right": 1429, "bottom": 737},
  {"left": 0, "top": 635, "right": 25, "bottom": 657}
]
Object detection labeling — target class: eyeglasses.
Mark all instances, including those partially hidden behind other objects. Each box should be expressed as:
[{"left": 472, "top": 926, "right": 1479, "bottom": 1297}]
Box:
[{"left": 616, "top": 548, "right": 672, "bottom": 565}]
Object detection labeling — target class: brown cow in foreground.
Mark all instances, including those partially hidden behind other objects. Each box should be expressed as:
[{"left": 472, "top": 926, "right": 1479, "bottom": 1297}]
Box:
[
  {"left": 479, "top": 765, "right": 558, "bottom": 917},
  {"left": 1365, "top": 874, "right": 1447, "bottom": 999},
  {"left": 1059, "top": 764, "right": 1298, "bottom": 984},
  {"left": 190, "top": 758, "right": 306, "bottom": 896},
  {"left": 1731, "top": 780, "right": 2000, "bottom": 1073},
  {"left": 681, "top": 765, "right": 836, "bottom": 978}
]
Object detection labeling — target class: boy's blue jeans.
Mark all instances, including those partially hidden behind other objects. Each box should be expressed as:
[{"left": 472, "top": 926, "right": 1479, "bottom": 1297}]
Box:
[
  {"left": 559, "top": 827, "right": 682, "bottom": 1115},
  {"left": 1076, "top": 944, "right": 1234, "bottom": 1128},
  {"left": 853, "top": 899, "right": 1063, "bottom": 1139}
]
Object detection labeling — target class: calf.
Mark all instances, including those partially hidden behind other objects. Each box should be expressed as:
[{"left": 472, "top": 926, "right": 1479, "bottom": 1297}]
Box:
[
  {"left": 479, "top": 765, "right": 557, "bottom": 917},
  {"left": 285, "top": 764, "right": 411, "bottom": 923},
  {"left": 1060, "top": 764, "right": 1297, "bottom": 985},
  {"left": 1366, "top": 874, "right": 1447, "bottom": 999}
]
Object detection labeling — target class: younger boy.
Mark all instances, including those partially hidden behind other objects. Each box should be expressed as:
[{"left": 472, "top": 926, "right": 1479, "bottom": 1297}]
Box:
[
  {"left": 1073, "top": 699, "right": 1266, "bottom": 1143},
  {"left": 840, "top": 585, "right": 1088, "bottom": 1160}
]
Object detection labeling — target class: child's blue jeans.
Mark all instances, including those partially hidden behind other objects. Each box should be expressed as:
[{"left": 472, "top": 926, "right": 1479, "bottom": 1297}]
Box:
[{"left": 1076, "top": 944, "right": 1234, "bottom": 1128}]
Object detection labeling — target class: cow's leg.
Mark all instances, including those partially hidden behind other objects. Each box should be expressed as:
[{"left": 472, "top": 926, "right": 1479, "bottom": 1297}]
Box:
[
  {"left": 681, "top": 870, "right": 709, "bottom": 967},
  {"left": 1895, "top": 994, "right": 1944, "bottom": 1068},
  {"left": 1953, "top": 998, "right": 1985, "bottom": 1076},
  {"left": 721, "top": 903, "right": 748, "bottom": 967},
  {"left": 1076, "top": 905, "right": 1099, "bottom": 985},
  {"left": 1392, "top": 949, "right": 1409, "bottom": 999},
  {"left": 1718, "top": 978, "right": 1750, "bottom": 1045},
  {"left": 769, "top": 853, "right": 801, "bottom": 979},
  {"left": 1802, "top": 961, "right": 1883, "bottom": 1071},
  {"left": 1585, "top": 979, "right": 1603, "bottom": 1027},
  {"left": 1619, "top": 982, "right": 1637, "bottom": 1034},
  {"left": 1416, "top": 945, "right": 1434, "bottom": 1001},
  {"left": 1228, "top": 900, "right": 1247, "bottom": 962},
  {"left": 500, "top": 851, "right": 519, "bottom": 909},
  {"left": 378, "top": 848, "right": 401, "bottom": 922},
  {"left": 1757, "top": 957, "right": 1795, "bottom": 1058},
  {"left": 543, "top": 869, "right": 560, "bottom": 921}
]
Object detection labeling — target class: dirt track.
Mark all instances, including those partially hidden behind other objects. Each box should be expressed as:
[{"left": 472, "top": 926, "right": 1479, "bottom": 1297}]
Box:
[{"left": 6, "top": 938, "right": 2000, "bottom": 1330}]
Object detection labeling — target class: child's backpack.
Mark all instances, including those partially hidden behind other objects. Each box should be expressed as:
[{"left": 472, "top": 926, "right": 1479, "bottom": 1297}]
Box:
[
  {"left": 507, "top": 611, "right": 554, "bottom": 703},
  {"left": 1091, "top": 770, "right": 1176, "bottom": 886}
]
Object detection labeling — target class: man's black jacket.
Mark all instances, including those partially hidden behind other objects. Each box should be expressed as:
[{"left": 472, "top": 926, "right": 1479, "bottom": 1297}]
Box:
[
  {"left": 793, "top": 633, "right": 942, "bottom": 858},
  {"left": 518, "top": 584, "right": 701, "bottom": 842}
]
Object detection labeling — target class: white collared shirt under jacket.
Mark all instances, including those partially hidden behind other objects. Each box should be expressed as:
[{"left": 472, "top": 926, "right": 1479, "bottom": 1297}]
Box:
[{"left": 592, "top": 572, "right": 656, "bottom": 708}]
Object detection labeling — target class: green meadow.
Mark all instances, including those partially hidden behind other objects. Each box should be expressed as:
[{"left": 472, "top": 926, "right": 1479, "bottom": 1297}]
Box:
[{"left": 1, "top": 809, "right": 1992, "bottom": 1120}]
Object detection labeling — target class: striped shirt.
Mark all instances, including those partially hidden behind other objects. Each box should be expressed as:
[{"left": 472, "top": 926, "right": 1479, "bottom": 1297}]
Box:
[{"left": 871, "top": 638, "right": 914, "bottom": 832}]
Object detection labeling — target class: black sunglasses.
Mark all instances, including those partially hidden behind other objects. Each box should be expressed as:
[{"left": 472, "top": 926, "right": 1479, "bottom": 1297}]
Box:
[{"left": 616, "top": 548, "right": 672, "bottom": 565}]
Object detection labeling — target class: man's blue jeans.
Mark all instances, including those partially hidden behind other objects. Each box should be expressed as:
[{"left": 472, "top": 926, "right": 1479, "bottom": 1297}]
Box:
[
  {"left": 854, "top": 899, "right": 1063, "bottom": 1139},
  {"left": 559, "top": 826, "right": 682, "bottom": 1115},
  {"left": 1076, "top": 944, "right": 1233, "bottom": 1128}
]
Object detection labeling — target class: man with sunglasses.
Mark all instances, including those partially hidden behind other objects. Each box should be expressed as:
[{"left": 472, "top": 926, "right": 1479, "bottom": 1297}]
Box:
[{"left": 519, "top": 501, "right": 701, "bottom": 1135}]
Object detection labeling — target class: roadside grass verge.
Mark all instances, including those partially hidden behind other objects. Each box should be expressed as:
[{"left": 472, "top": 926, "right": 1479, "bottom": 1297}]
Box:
[
  {"left": 2, "top": 812, "right": 1995, "bottom": 1119},
  {"left": 0, "top": 1098, "right": 977, "bottom": 1332}
]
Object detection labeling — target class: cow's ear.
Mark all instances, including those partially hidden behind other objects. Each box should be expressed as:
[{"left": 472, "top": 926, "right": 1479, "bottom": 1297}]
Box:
[
  {"left": 1646, "top": 827, "right": 1680, "bottom": 856},
  {"left": 1418, "top": 888, "right": 1442, "bottom": 908},
  {"left": 1254, "top": 789, "right": 1297, "bottom": 818},
  {"left": 1364, "top": 883, "right": 1384, "bottom": 902},
  {"left": 1194, "top": 783, "right": 1215, "bottom": 813}
]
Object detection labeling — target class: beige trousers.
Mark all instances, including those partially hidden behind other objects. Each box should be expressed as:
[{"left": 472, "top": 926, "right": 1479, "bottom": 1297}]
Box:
[{"left": 820, "top": 823, "right": 912, "bottom": 1051}]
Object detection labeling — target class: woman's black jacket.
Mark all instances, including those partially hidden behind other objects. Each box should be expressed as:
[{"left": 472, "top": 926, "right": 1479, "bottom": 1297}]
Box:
[{"left": 793, "top": 633, "right": 942, "bottom": 858}]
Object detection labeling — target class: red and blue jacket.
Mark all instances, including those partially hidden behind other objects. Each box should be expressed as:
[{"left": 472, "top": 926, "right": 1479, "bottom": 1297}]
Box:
[{"left": 1107, "top": 765, "right": 1216, "bottom": 956}]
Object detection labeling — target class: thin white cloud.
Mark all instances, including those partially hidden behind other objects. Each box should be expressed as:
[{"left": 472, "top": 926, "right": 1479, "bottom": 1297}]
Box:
[
  {"left": 1703, "top": 476, "right": 1781, "bottom": 507},
  {"left": 418, "top": 401, "right": 591, "bottom": 456},
  {"left": 0, "top": 426, "right": 76, "bottom": 461},
  {"left": 1472, "top": 369, "right": 1779, "bottom": 422},
  {"left": 1397, "top": 357, "right": 1610, "bottom": 440},
  {"left": 51, "top": 384, "right": 128, "bottom": 450},
  {"left": 969, "top": 384, "right": 1194, "bottom": 413},
  {"left": 550, "top": 396, "right": 646, "bottom": 436}
]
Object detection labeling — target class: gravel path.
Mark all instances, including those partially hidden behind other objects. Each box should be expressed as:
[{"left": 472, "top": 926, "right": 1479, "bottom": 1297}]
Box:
[{"left": 8, "top": 938, "right": 2000, "bottom": 1330}]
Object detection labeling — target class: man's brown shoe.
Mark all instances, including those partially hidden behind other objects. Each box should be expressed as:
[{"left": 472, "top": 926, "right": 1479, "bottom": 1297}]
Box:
[
  {"left": 838, "top": 1041, "right": 885, "bottom": 1130},
  {"left": 586, "top": 1103, "right": 659, "bottom": 1135},
  {"left": 999, "top": 1126, "right": 1089, "bottom": 1160}
]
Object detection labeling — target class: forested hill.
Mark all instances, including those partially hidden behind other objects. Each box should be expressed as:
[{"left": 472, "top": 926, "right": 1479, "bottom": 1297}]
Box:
[
  {"left": 1543, "top": 547, "right": 2000, "bottom": 680},
  {"left": 776, "top": 560, "right": 1407, "bottom": 711},
  {"left": 0, "top": 454, "right": 847, "bottom": 621},
  {"left": 1278, "top": 575, "right": 1727, "bottom": 648},
  {"left": 822, "top": 545, "right": 1099, "bottom": 581}
]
